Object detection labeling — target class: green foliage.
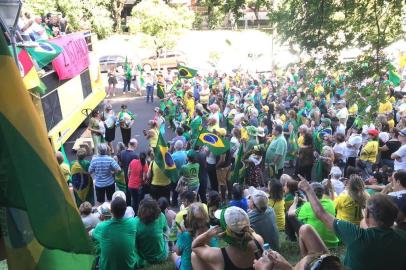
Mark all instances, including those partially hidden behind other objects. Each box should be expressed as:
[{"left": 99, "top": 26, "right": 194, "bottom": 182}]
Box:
[
  {"left": 130, "top": 0, "right": 194, "bottom": 54},
  {"left": 223, "top": 0, "right": 245, "bottom": 21}
]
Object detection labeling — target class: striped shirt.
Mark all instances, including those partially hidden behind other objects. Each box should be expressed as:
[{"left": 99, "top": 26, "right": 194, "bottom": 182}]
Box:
[{"left": 89, "top": 155, "right": 121, "bottom": 187}]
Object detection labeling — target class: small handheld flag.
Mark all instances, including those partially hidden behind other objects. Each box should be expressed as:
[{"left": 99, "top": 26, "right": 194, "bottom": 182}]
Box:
[
  {"left": 196, "top": 128, "right": 230, "bottom": 155},
  {"left": 157, "top": 82, "right": 165, "bottom": 99},
  {"left": 178, "top": 65, "right": 197, "bottom": 79},
  {"left": 154, "top": 133, "right": 178, "bottom": 181}
]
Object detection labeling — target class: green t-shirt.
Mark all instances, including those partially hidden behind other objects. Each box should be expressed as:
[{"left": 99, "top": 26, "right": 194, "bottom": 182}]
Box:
[
  {"left": 135, "top": 213, "right": 168, "bottom": 266},
  {"left": 92, "top": 218, "right": 138, "bottom": 270},
  {"left": 181, "top": 163, "right": 200, "bottom": 188},
  {"left": 333, "top": 219, "right": 406, "bottom": 270},
  {"left": 297, "top": 199, "right": 339, "bottom": 248},
  {"left": 265, "top": 135, "right": 287, "bottom": 170}
]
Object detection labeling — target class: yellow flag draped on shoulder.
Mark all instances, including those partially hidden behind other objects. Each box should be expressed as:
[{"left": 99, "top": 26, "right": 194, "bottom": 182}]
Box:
[{"left": 0, "top": 32, "right": 94, "bottom": 269}]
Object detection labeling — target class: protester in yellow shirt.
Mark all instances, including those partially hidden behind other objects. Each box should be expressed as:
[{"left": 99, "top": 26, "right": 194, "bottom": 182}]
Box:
[
  {"left": 334, "top": 175, "right": 369, "bottom": 225},
  {"left": 378, "top": 100, "right": 393, "bottom": 114},
  {"left": 297, "top": 125, "right": 308, "bottom": 147},
  {"left": 359, "top": 129, "right": 379, "bottom": 178},
  {"left": 184, "top": 90, "right": 195, "bottom": 118},
  {"left": 56, "top": 151, "right": 71, "bottom": 183},
  {"left": 268, "top": 180, "right": 285, "bottom": 231}
]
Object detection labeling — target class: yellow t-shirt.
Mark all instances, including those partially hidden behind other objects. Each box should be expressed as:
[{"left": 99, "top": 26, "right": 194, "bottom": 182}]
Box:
[
  {"left": 378, "top": 101, "right": 393, "bottom": 114},
  {"left": 175, "top": 204, "right": 208, "bottom": 227},
  {"left": 184, "top": 96, "right": 195, "bottom": 118},
  {"left": 360, "top": 140, "right": 379, "bottom": 163},
  {"left": 269, "top": 199, "right": 285, "bottom": 231},
  {"left": 60, "top": 163, "right": 71, "bottom": 183},
  {"left": 151, "top": 161, "right": 171, "bottom": 186},
  {"left": 297, "top": 135, "right": 304, "bottom": 147},
  {"left": 148, "top": 128, "right": 159, "bottom": 148},
  {"left": 261, "top": 87, "right": 270, "bottom": 100},
  {"left": 348, "top": 104, "right": 358, "bottom": 116},
  {"left": 388, "top": 119, "right": 395, "bottom": 129},
  {"left": 334, "top": 191, "right": 365, "bottom": 225}
]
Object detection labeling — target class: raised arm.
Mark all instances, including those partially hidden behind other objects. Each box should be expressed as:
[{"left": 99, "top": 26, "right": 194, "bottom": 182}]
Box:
[{"left": 298, "top": 175, "right": 335, "bottom": 231}]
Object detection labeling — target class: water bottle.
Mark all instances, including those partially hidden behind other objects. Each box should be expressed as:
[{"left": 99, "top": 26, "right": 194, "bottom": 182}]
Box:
[{"left": 263, "top": 243, "right": 271, "bottom": 256}]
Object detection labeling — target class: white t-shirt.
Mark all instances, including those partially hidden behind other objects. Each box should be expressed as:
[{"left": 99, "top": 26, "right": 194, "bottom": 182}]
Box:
[
  {"left": 81, "top": 214, "right": 100, "bottom": 230},
  {"left": 322, "top": 178, "right": 345, "bottom": 195},
  {"left": 346, "top": 134, "right": 362, "bottom": 158},
  {"left": 333, "top": 142, "right": 347, "bottom": 162},
  {"left": 393, "top": 144, "right": 406, "bottom": 171},
  {"left": 336, "top": 107, "right": 349, "bottom": 121}
]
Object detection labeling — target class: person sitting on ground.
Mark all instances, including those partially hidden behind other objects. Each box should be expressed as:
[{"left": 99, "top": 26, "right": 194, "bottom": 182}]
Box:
[
  {"left": 112, "top": 191, "right": 135, "bottom": 218},
  {"left": 158, "top": 197, "right": 177, "bottom": 228},
  {"left": 229, "top": 183, "right": 248, "bottom": 212},
  {"left": 92, "top": 197, "right": 138, "bottom": 270},
  {"left": 288, "top": 182, "right": 339, "bottom": 248},
  {"left": 297, "top": 175, "right": 406, "bottom": 270},
  {"left": 268, "top": 180, "right": 285, "bottom": 231},
  {"left": 281, "top": 175, "right": 298, "bottom": 211},
  {"left": 79, "top": 201, "right": 99, "bottom": 232},
  {"left": 134, "top": 197, "right": 168, "bottom": 267},
  {"left": 176, "top": 191, "right": 208, "bottom": 229},
  {"left": 253, "top": 224, "right": 343, "bottom": 270},
  {"left": 172, "top": 202, "right": 217, "bottom": 270},
  {"left": 192, "top": 206, "right": 264, "bottom": 270},
  {"left": 322, "top": 166, "right": 345, "bottom": 195},
  {"left": 334, "top": 174, "right": 369, "bottom": 225},
  {"left": 388, "top": 170, "right": 406, "bottom": 230},
  {"left": 207, "top": 190, "right": 221, "bottom": 226},
  {"left": 247, "top": 187, "right": 280, "bottom": 251}
]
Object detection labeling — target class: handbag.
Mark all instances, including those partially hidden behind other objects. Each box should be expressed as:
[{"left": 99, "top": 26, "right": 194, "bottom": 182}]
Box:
[{"left": 175, "top": 176, "right": 188, "bottom": 194}]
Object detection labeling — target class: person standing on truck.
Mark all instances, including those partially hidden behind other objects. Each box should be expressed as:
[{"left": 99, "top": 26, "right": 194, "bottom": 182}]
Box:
[
  {"left": 103, "top": 104, "right": 117, "bottom": 154},
  {"left": 88, "top": 110, "right": 104, "bottom": 155},
  {"left": 117, "top": 104, "right": 135, "bottom": 147}
]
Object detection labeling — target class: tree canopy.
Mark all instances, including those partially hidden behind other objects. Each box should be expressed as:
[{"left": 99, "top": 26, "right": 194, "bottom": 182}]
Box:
[{"left": 129, "top": 0, "right": 194, "bottom": 55}]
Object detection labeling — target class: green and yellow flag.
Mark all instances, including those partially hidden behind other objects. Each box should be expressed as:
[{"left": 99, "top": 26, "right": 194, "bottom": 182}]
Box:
[
  {"left": 157, "top": 82, "right": 165, "bottom": 99},
  {"left": 178, "top": 65, "right": 197, "bottom": 79},
  {"left": 231, "top": 144, "right": 244, "bottom": 184},
  {"left": 0, "top": 32, "right": 94, "bottom": 269},
  {"left": 71, "top": 160, "right": 94, "bottom": 206},
  {"left": 388, "top": 65, "right": 401, "bottom": 86},
  {"left": 154, "top": 133, "right": 177, "bottom": 182},
  {"left": 25, "top": 40, "right": 62, "bottom": 68},
  {"left": 196, "top": 128, "right": 230, "bottom": 155}
]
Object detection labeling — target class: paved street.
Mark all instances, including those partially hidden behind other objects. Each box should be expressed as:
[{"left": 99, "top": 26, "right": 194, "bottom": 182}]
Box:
[{"left": 64, "top": 83, "right": 174, "bottom": 160}]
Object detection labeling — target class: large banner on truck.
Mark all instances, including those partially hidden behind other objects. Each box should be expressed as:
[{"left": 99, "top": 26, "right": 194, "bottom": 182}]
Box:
[{"left": 51, "top": 33, "right": 90, "bottom": 80}]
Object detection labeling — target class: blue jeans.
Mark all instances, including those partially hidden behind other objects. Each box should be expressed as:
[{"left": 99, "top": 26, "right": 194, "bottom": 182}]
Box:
[
  {"left": 123, "top": 79, "right": 131, "bottom": 92},
  {"left": 146, "top": 85, "right": 154, "bottom": 102}
]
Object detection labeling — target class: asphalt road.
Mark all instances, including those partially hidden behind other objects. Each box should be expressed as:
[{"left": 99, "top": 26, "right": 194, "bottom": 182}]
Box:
[{"left": 64, "top": 81, "right": 174, "bottom": 161}]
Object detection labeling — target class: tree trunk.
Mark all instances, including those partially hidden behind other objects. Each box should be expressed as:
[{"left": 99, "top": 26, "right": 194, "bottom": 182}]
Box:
[
  {"left": 112, "top": 0, "right": 125, "bottom": 32},
  {"left": 373, "top": 0, "right": 381, "bottom": 73}
]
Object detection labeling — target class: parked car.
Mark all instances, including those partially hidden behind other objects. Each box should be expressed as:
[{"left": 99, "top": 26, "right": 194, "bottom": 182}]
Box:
[
  {"left": 141, "top": 51, "right": 187, "bottom": 72},
  {"left": 99, "top": 55, "right": 129, "bottom": 73}
]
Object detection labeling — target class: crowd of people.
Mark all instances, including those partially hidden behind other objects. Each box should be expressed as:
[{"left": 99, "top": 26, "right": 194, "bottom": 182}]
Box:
[{"left": 60, "top": 64, "right": 406, "bottom": 270}]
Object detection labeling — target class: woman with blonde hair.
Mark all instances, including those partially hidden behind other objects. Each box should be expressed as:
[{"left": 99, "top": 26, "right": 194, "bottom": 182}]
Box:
[
  {"left": 334, "top": 174, "right": 369, "bottom": 225},
  {"left": 172, "top": 202, "right": 217, "bottom": 270}
]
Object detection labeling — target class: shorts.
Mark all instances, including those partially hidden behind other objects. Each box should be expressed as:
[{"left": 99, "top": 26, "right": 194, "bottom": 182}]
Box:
[{"left": 216, "top": 165, "right": 231, "bottom": 186}]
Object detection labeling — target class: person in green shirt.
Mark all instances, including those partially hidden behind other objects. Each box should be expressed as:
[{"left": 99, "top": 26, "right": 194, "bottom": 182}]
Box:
[
  {"left": 135, "top": 198, "right": 168, "bottom": 267},
  {"left": 288, "top": 182, "right": 339, "bottom": 248},
  {"left": 92, "top": 197, "right": 138, "bottom": 270},
  {"left": 181, "top": 150, "right": 200, "bottom": 192},
  {"left": 297, "top": 176, "right": 406, "bottom": 270},
  {"left": 265, "top": 125, "right": 287, "bottom": 179}
]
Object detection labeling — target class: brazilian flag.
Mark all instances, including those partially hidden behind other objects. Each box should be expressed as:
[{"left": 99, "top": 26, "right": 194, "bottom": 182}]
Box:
[
  {"left": 196, "top": 128, "right": 230, "bottom": 155},
  {"left": 115, "top": 170, "right": 127, "bottom": 192},
  {"left": 178, "top": 65, "right": 197, "bottom": 79},
  {"left": 154, "top": 133, "right": 177, "bottom": 182},
  {"left": 71, "top": 160, "right": 94, "bottom": 206},
  {"left": 157, "top": 82, "right": 165, "bottom": 99},
  {"left": 25, "top": 40, "right": 62, "bottom": 68},
  {"left": 0, "top": 31, "right": 94, "bottom": 269}
]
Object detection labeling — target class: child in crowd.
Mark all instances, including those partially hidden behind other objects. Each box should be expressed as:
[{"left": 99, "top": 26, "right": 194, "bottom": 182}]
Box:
[
  {"left": 229, "top": 183, "right": 248, "bottom": 212},
  {"left": 268, "top": 180, "right": 285, "bottom": 231}
]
